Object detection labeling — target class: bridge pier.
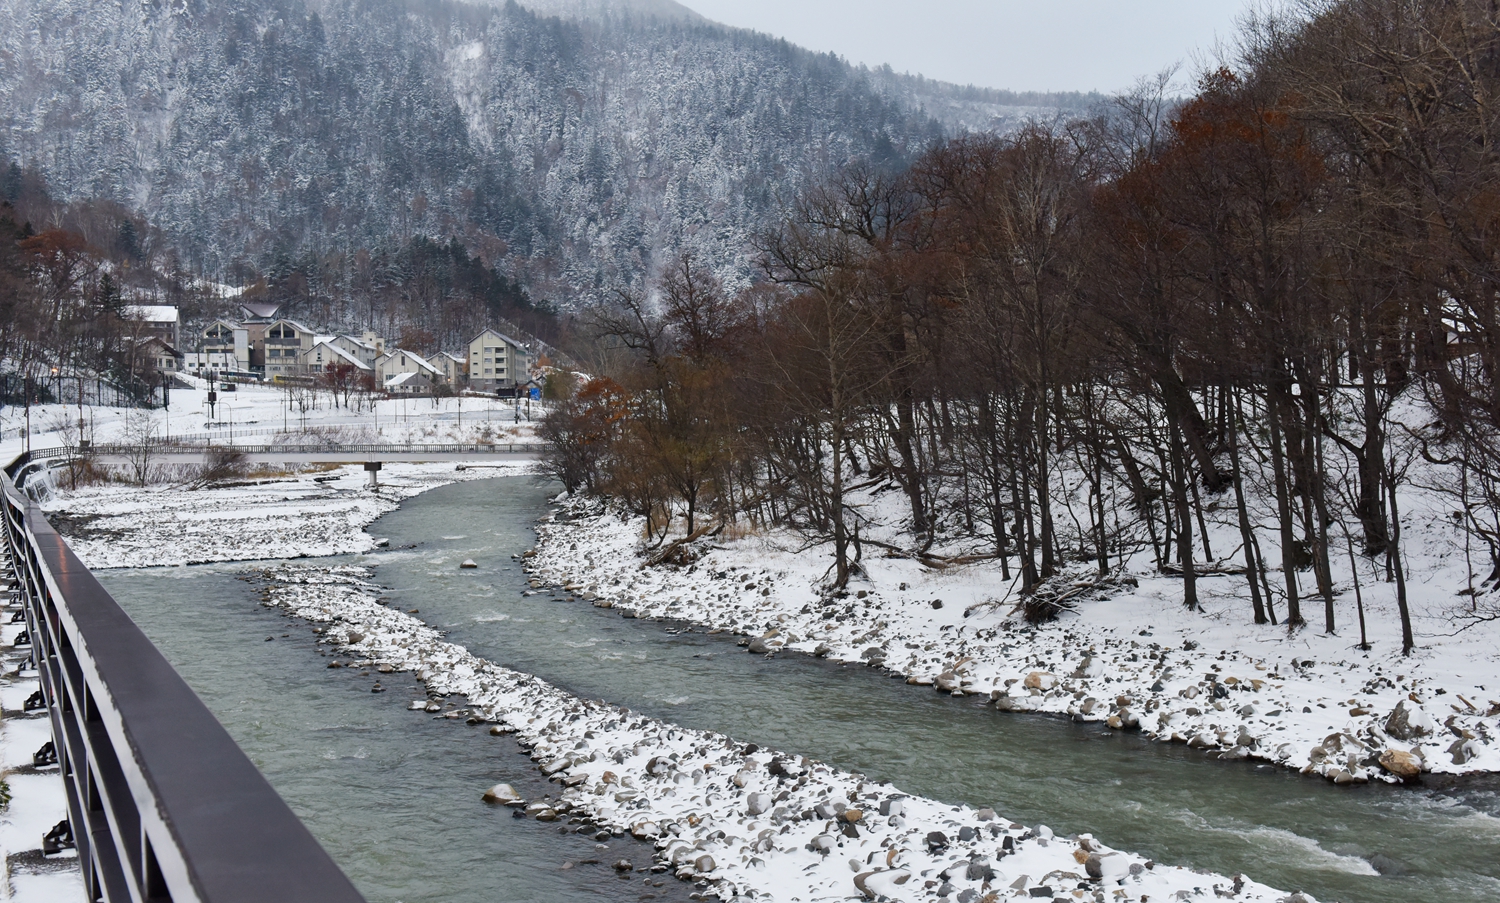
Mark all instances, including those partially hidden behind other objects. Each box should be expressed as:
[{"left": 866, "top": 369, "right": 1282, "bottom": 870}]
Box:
[{"left": 364, "top": 461, "right": 382, "bottom": 488}]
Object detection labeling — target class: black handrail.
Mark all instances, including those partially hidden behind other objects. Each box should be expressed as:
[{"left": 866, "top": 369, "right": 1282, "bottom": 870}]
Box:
[
  {"left": 1, "top": 457, "right": 366, "bottom": 903},
  {"left": 36, "top": 442, "right": 545, "bottom": 456}
]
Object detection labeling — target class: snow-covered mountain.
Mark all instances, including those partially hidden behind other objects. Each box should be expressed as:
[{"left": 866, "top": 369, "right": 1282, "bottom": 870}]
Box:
[{"left": 0, "top": 0, "right": 1090, "bottom": 306}]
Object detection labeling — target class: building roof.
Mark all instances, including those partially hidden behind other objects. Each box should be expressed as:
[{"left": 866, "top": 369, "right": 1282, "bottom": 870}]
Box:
[
  {"left": 124, "top": 304, "right": 179, "bottom": 324},
  {"left": 429, "top": 351, "right": 465, "bottom": 365},
  {"left": 335, "top": 334, "right": 377, "bottom": 353},
  {"left": 306, "top": 341, "right": 372, "bottom": 371},
  {"left": 379, "top": 349, "right": 440, "bottom": 375},
  {"left": 267, "top": 318, "right": 315, "bottom": 334},
  {"left": 468, "top": 327, "right": 526, "bottom": 348},
  {"left": 238, "top": 301, "right": 282, "bottom": 320},
  {"left": 386, "top": 371, "right": 430, "bottom": 387},
  {"left": 135, "top": 336, "right": 183, "bottom": 356}
]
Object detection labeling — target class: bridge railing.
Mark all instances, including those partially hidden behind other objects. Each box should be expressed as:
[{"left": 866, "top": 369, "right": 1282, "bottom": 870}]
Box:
[
  {"left": 61, "top": 441, "right": 547, "bottom": 456},
  {"left": 1, "top": 457, "right": 367, "bottom": 903}
]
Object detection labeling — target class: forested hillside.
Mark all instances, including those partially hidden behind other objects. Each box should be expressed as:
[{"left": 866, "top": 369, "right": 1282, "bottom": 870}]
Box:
[{"left": 0, "top": 0, "right": 1076, "bottom": 315}]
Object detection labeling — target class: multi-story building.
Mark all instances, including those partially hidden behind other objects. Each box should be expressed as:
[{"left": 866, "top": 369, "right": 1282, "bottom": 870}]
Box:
[
  {"left": 375, "top": 349, "right": 440, "bottom": 394},
  {"left": 122, "top": 305, "right": 181, "bottom": 348},
  {"left": 331, "top": 334, "right": 381, "bottom": 369},
  {"left": 466, "top": 328, "right": 530, "bottom": 393},
  {"left": 303, "top": 341, "right": 373, "bottom": 378},
  {"left": 196, "top": 320, "right": 251, "bottom": 374},
  {"left": 261, "top": 319, "right": 316, "bottom": 379},
  {"left": 427, "top": 351, "right": 467, "bottom": 386}
]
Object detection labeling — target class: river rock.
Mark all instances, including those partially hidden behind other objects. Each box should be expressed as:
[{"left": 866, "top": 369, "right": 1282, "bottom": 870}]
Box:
[
  {"left": 630, "top": 821, "right": 660, "bottom": 839},
  {"left": 1384, "top": 700, "right": 1435, "bottom": 740},
  {"left": 1378, "top": 748, "right": 1422, "bottom": 778},
  {"left": 346, "top": 631, "right": 364, "bottom": 645},
  {"left": 1085, "top": 852, "right": 1131, "bottom": 881},
  {"left": 854, "top": 869, "right": 910, "bottom": 900},
  {"left": 747, "top": 637, "right": 777, "bottom": 655},
  {"left": 460, "top": 559, "right": 478, "bottom": 569},
  {"left": 1073, "top": 656, "right": 1102, "bottom": 678},
  {"left": 1449, "top": 737, "right": 1479, "bottom": 765},
  {"left": 935, "top": 671, "right": 961, "bottom": 692},
  {"left": 747, "top": 792, "right": 773, "bottom": 816},
  {"left": 482, "top": 783, "right": 523, "bottom": 804},
  {"left": 1023, "top": 671, "right": 1057, "bottom": 691},
  {"left": 612, "top": 859, "right": 632, "bottom": 872}
]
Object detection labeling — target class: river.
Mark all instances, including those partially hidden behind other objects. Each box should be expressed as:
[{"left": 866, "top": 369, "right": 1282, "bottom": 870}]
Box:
[{"left": 98, "top": 476, "right": 1500, "bottom": 903}]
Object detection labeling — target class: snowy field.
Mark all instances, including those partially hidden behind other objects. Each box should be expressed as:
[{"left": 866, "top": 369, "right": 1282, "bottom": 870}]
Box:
[
  {"left": 527, "top": 484, "right": 1500, "bottom": 789},
  {"left": 0, "top": 377, "right": 538, "bottom": 461}
]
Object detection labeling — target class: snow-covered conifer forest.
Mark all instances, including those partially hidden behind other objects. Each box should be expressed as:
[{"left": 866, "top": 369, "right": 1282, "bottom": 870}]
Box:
[{"left": 0, "top": 0, "right": 1081, "bottom": 313}]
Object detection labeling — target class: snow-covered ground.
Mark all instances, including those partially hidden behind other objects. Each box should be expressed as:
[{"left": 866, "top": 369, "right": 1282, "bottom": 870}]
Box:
[
  {"left": 526, "top": 486, "right": 1500, "bottom": 788},
  {"left": 37, "top": 461, "right": 531, "bottom": 569},
  {"left": 0, "top": 380, "right": 538, "bottom": 463},
  {"left": 259, "top": 563, "right": 1299, "bottom": 903}
]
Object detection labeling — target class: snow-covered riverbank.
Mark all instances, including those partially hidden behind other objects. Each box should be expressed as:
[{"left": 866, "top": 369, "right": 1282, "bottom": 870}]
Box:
[
  {"left": 527, "top": 498, "right": 1500, "bottom": 786},
  {"left": 260, "top": 563, "right": 1299, "bottom": 903},
  {"left": 38, "top": 461, "right": 530, "bottom": 569}
]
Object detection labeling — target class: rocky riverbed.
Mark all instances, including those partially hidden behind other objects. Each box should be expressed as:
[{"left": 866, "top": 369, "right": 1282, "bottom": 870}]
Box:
[
  {"left": 258, "top": 563, "right": 1301, "bottom": 903},
  {"left": 525, "top": 498, "right": 1500, "bottom": 786}
]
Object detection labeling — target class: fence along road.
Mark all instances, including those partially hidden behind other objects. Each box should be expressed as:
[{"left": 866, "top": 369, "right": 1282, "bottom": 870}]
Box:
[{"left": 1, "top": 452, "right": 367, "bottom": 903}]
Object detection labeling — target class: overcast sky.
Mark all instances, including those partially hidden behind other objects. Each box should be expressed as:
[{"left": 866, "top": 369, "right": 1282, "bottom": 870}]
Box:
[{"left": 681, "top": 1, "right": 1264, "bottom": 94}]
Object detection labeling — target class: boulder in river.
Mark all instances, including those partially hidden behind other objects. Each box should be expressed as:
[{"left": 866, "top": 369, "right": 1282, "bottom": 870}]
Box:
[
  {"left": 1378, "top": 748, "right": 1422, "bottom": 778},
  {"left": 482, "top": 783, "right": 523, "bottom": 805},
  {"left": 460, "top": 559, "right": 478, "bottom": 569}
]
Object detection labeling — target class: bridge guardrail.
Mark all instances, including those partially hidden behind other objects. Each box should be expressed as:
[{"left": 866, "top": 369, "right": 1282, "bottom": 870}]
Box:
[{"left": 0, "top": 456, "right": 367, "bottom": 903}]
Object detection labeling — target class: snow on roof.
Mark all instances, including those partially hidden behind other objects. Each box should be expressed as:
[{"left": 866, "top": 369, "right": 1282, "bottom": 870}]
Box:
[
  {"left": 336, "top": 334, "right": 376, "bottom": 352},
  {"left": 469, "top": 327, "right": 526, "bottom": 348},
  {"left": 123, "top": 305, "right": 179, "bottom": 323},
  {"left": 269, "top": 318, "right": 315, "bottom": 334},
  {"left": 429, "top": 351, "right": 465, "bottom": 364},
  {"left": 382, "top": 349, "right": 440, "bottom": 374},
  {"left": 238, "top": 301, "right": 282, "bottom": 319},
  {"left": 308, "top": 341, "right": 372, "bottom": 370},
  {"left": 386, "top": 371, "right": 429, "bottom": 386}
]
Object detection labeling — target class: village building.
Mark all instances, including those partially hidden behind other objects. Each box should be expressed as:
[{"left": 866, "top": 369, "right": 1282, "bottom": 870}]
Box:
[
  {"left": 466, "top": 328, "right": 530, "bottom": 393},
  {"left": 194, "top": 319, "right": 251, "bottom": 374},
  {"left": 376, "top": 348, "right": 440, "bottom": 392},
  {"left": 122, "top": 305, "right": 181, "bottom": 348},
  {"left": 302, "top": 340, "right": 372, "bottom": 377},
  {"left": 260, "top": 319, "right": 316, "bottom": 379},
  {"left": 130, "top": 336, "right": 184, "bottom": 378},
  {"left": 331, "top": 334, "right": 381, "bottom": 368},
  {"left": 427, "top": 351, "right": 467, "bottom": 386},
  {"left": 384, "top": 371, "right": 433, "bottom": 395}
]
